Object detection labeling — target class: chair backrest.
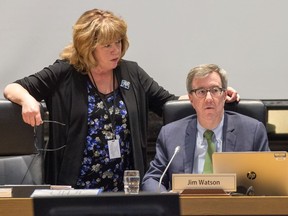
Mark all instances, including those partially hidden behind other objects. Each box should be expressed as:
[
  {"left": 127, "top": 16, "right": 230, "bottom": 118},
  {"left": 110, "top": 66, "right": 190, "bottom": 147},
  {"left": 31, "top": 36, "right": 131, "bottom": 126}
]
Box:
[
  {"left": 0, "top": 99, "right": 45, "bottom": 184},
  {"left": 163, "top": 99, "right": 267, "bottom": 126}
]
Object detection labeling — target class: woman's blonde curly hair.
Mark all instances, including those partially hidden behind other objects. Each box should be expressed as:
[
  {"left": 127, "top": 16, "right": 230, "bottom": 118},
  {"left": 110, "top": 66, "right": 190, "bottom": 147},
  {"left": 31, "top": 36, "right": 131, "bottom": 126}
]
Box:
[{"left": 60, "top": 9, "right": 129, "bottom": 74}]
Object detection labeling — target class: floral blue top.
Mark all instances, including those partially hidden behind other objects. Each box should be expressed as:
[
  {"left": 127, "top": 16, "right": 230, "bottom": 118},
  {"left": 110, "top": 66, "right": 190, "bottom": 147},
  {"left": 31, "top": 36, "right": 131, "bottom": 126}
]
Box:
[{"left": 76, "top": 80, "right": 132, "bottom": 192}]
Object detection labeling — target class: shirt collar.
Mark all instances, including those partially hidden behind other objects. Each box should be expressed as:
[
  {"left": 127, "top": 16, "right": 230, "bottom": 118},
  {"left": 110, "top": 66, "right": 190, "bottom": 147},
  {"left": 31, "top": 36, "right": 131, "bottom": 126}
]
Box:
[{"left": 197, "top": 115, "right": 224, "bottom": 140}]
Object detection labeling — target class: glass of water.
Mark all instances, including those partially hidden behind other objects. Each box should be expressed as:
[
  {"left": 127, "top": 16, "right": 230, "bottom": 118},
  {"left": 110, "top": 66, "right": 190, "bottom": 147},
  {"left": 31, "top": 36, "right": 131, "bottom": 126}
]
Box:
[{"left": 123, "top": 170, "right": 140, "bottom": 194}]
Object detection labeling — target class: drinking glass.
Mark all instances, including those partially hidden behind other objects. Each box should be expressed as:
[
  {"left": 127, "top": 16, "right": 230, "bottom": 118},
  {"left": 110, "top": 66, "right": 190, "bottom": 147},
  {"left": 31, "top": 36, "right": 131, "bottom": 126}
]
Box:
[{"left": 123, "top": 170, "right": 140, "bottom": 194}]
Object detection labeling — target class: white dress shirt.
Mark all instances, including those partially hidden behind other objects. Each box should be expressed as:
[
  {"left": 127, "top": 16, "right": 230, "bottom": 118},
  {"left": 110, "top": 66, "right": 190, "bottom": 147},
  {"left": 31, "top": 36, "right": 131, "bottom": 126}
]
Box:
[{"left": 192, "top": 116, "right": 224, "bottom": 173}]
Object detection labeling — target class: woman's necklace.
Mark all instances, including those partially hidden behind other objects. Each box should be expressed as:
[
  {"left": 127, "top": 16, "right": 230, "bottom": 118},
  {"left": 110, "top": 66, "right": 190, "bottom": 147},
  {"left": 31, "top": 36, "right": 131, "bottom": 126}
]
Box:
[{"left": 89, "top": 70, "right": 121, "bottom": 159}]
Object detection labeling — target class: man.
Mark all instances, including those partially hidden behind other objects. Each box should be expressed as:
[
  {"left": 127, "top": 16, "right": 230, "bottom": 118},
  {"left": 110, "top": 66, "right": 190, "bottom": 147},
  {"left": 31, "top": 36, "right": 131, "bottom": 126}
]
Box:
[{"left": 142, "top": 64, "right": 269, "bottom": 192}]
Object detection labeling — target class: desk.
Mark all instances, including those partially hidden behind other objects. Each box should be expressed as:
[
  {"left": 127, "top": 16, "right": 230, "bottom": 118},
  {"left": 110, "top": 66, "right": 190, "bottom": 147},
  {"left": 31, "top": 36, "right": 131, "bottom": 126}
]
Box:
[
  {"left": 0, "top": 198, "right": 33, "bottom": 216},
  {"left": 180, "top": 195, "right": 288, "bottom": 215},
  {"left": 1, "top": 196, "right": 288, "bottom": 216}
]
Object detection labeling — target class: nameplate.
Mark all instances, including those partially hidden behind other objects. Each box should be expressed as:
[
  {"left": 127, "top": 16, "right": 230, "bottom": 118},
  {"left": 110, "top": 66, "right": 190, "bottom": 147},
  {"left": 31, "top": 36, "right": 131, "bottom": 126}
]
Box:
[{"left": 172, "top": 173, "right": 236, "bottom": 193}]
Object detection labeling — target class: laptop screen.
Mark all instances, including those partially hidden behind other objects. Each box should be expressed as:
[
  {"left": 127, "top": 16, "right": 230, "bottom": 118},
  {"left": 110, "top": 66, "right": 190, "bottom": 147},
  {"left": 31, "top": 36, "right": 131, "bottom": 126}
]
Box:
[{"left": 212, "top": 151, "right": 288, "bottom": 196}]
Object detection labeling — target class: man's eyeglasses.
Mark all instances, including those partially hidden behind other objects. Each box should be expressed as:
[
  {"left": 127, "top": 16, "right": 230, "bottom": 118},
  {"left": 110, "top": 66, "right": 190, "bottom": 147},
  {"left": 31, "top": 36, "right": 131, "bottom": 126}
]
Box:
[{"left": 190, "top": 87, "right": 226, "bottom": 98}]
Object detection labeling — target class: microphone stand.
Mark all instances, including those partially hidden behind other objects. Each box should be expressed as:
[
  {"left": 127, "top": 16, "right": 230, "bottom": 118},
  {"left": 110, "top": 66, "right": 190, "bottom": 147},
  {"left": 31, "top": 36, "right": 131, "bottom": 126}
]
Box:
[{"left": 158, "top": 146, "right": 181, "bottom": 192}]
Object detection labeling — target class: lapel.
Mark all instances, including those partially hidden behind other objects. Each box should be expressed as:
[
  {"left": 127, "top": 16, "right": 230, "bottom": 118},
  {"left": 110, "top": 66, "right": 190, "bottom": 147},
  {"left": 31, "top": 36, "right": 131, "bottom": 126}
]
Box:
[
  {"left": 114, "top": 62, "right": 139, "bottom": 127},
  {"left": 114, "top": 62, "right": 145, "bottom": 175},
  {"left": 114, "top": 63, "right": 135, "bottom": 109},
  {"left": 183, "top": 113, "right": 237, "bottom": 174},
  {"left": 222, "top": 112, "right": 237, "bottom": 151},
  {"left": 184, "top": 116, "right": 197, "bottom": 173}
]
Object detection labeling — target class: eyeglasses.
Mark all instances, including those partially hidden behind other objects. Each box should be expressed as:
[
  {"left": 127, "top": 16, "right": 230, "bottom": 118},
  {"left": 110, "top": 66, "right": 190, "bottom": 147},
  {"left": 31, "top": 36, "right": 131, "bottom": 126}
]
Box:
[
  {"left": 34, "top": 120, "right": 66, "bottom": 152},
  {"left": 21, "top": 120, "right": 66, "bottom": 184},
  {"left": 190, "top": 86, "right": 225, "bottom": 98}
]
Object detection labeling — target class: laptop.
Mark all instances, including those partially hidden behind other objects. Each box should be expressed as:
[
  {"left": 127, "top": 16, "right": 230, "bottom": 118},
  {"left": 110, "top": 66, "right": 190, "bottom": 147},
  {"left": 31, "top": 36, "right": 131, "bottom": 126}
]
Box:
[{"left": 213, "top": 151, "right": 288, "bottom": 196}]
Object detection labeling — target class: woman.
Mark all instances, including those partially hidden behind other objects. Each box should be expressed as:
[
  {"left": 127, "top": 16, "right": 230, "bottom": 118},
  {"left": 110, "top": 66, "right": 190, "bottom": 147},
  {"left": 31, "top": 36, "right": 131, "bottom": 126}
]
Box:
[{"left": 3, "top": 8, "right": 238, "bottom": 192}]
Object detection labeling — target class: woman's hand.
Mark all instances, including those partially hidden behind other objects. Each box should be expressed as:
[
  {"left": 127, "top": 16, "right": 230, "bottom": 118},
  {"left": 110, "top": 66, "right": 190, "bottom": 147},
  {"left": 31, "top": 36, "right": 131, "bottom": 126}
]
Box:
[
  {"left": 226, "top": 86, "right": 240, "bottom": 103},
  {"left": 21, "top": 96, "right": 43, "bottom": 127},
  {"left": 4, "top": 83, "right": 43, "bottom": 126}
]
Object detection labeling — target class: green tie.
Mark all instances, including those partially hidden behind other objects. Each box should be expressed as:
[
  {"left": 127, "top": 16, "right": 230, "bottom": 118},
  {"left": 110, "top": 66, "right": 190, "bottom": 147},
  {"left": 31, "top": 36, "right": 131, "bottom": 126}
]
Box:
[{"left": 203, "top": 130, "right": 216, "bottom": 173}]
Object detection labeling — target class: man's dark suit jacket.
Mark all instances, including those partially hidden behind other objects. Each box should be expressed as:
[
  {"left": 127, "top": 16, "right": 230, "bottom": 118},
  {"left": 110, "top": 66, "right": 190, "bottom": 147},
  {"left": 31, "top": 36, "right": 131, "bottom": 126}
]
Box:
[{"left": 142, "top": 111, "right": 270, "bottom": 192}]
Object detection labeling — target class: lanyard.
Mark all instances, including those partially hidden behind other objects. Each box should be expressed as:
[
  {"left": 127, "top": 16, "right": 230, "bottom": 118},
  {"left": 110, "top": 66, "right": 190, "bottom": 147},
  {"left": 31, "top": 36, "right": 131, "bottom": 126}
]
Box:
[{"left": 89, "top": 70, "right": 117, "bottom": 140}]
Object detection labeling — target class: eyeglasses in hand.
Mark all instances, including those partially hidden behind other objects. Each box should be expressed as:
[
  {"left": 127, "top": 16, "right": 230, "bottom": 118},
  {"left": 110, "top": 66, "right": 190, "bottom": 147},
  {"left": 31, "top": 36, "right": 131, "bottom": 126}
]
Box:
[
  {"left": 34, "top": 120, "right": 66, "bottom": 152},
  {"left": 20, "top": 120, "right": 66, "bottom": 184}
]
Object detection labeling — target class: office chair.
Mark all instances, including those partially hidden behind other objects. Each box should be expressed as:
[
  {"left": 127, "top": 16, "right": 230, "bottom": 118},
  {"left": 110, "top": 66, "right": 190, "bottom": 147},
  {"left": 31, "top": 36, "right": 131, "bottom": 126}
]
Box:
[
  {"left": 163, "top": 99, "right": 267, "bottom": 126},
  {"left": 0, "top": 99, "right": 45, "bottom": 184}
]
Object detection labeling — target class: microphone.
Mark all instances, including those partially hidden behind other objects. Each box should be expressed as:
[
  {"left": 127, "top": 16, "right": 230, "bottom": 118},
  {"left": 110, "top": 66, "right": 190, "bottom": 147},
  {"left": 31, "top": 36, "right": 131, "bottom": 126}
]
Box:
[{"left": 158, "top": 146, "right": 181, "bottom": 192}]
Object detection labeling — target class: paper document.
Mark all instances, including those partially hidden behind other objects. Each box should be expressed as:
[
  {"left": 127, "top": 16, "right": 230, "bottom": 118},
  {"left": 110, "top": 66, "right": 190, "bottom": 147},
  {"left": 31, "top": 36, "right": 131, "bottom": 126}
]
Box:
[
  {"left": 31, "top": 189, "right": 102, "bottom": 197},
  {"left": 0, "top": 188, "right": 12, "bottom": 197}
]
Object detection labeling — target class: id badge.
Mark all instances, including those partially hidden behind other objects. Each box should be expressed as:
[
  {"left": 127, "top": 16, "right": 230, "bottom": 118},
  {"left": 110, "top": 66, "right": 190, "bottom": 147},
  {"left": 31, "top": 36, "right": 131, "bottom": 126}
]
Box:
[{"left": 108, "top": 139, "right": 121, "bottom": 159}]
